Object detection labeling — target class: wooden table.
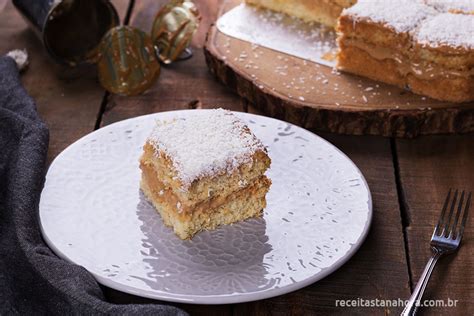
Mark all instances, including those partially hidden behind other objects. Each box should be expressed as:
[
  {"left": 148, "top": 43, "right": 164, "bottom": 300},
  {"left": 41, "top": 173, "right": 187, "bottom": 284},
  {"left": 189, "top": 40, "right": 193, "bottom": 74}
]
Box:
[{"left": 2, "top": 1, "right": 472, "bottom": 315}]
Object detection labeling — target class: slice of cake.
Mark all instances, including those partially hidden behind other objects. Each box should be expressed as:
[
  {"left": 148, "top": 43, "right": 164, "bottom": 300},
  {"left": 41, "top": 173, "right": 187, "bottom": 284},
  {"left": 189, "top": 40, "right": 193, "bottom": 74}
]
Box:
[
  {"left": 245, "top": 0, "right": 357, "bottom": 28},
  {"left": 337, "top": 0, "right": 474, "bottom": 102},
  {"left": 139, "top": 109, "right": 271, "bottom": 239},
  {"left": 337, "top": 1, "right": 437, "bottom": 88},
  {"left": 410, "top": 13, "right": 474, "bottom": 102}
]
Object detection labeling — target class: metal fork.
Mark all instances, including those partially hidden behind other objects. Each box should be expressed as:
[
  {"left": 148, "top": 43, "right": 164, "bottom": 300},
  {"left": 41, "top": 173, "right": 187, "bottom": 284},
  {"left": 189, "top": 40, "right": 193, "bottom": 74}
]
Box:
[{"left": 401, "top": 189, "right": 471, "bottom": 316}]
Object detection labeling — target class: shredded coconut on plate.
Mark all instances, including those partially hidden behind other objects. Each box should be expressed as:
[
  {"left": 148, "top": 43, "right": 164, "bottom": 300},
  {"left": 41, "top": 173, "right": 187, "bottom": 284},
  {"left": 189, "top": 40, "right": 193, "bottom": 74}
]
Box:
[{"left": 424, "top": 0, "right": 474, "bottom": 13}]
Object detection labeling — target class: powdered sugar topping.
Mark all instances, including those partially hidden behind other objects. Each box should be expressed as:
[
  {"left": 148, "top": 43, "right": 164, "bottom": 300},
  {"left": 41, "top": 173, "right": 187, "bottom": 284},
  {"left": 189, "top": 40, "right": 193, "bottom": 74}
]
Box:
[
  {"left": 342, "top": 0, "right": 437, "bottom": 33},
  {"left": 424, "top": 0, "right": 474, "bottom": 13},
  {"left": 147, "top": 109, "right": 266, "bottom": 190},
  {"left": 415, "top": 13, "right": 474, "bottom": 49}
]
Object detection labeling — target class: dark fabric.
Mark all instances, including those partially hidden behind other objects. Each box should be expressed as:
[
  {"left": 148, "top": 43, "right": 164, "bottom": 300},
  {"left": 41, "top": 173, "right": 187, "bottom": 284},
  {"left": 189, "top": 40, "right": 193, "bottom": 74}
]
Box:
[{"left": 0, "top": 56, "right": 188, "bottom": 316}]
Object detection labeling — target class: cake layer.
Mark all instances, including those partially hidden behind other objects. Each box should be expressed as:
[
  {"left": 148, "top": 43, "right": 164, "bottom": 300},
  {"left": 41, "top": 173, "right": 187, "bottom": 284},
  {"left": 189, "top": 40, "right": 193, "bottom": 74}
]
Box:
[
  {"left": 338, "top": 44, "right": 405, "bottom": 87},
  {"left": 339, "top": 38, "right": 473, "bottom": 80},
  {"left": 245, "top": 0, "right": 356, "bottom": 27},
  {"left": 140, "top": 155, "right": 271, "bottom": 211},
  {"left": 338, "top": 17, "right": 413, "bottom": 52},
  {"left": 140, "top": 142, "right": 271, "bottom": 206},
  {"left": 338, "top": 44, "right": 474, "bottom": 102},
  {"left": 141, "top": 174, "right": 271, "bottom": 239}
]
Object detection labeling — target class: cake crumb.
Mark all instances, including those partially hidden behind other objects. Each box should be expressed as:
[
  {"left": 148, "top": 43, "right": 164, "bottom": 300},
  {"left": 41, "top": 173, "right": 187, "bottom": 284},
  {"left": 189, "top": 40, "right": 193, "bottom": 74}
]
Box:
[{"left": 7, "top": 49, "right": 29, "bottom": 71}]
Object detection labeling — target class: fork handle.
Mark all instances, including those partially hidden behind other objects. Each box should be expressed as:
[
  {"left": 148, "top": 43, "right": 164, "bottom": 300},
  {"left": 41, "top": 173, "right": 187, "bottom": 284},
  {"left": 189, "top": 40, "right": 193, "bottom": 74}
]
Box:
[{"left": 401, "top": 248, "right": 442, "bottom": 316}]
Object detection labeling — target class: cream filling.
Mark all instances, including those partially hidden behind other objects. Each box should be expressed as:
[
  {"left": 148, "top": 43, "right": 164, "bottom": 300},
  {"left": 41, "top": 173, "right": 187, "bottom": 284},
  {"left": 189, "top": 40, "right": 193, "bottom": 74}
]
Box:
[
  {"left": 141, "top": 143, "right": 271, "bottom": 205},
  {"left": 141, "top": 161, "right": 271, "bottom": 220},
  {"left": 342, "top": 38, "right": 474, "bottom": 80}
]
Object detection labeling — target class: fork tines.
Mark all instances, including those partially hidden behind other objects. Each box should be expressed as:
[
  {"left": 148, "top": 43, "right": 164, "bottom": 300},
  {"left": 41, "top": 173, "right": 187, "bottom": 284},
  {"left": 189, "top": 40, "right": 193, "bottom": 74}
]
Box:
[{"left": 433, "top": 189, "right": 472, "bottom": 241}]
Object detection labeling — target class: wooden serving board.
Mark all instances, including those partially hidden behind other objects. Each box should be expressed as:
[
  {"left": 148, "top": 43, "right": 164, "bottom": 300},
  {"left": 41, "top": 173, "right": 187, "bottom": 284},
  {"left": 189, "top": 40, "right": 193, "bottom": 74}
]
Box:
[{"left": 204, "top": 0, "right": 474, "bottom": 137}]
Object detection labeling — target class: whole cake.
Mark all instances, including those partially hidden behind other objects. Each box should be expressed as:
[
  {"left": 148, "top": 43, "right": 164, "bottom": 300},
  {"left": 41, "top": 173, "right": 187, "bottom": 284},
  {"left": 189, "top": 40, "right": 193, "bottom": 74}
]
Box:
[
  {"left": 244, "top": 0, "right": 474, "bottom": 103},
  {"left": 139, "top": 109, "right": 271, "bottom": 239},
  {"left": 337, "top": 0, "right": 474, "bottom": 103}
]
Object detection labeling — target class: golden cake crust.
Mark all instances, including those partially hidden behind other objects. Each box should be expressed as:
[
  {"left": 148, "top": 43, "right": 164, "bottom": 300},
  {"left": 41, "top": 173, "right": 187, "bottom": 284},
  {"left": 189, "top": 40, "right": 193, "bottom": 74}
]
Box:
[
  {"left": 338, "top": 44, "right": 474, "bottom": 103},
  {"left": 140, "top": 142, "right": 271, "bottom": 206},
  {"left": 245, "top": 0, "right": 356, "bottom": 27},
  {"left": 140, "top": 151, "right": 271, "bottom": 212},
  {"left": 141, "top": 173, "right": 271, "bottom": 239}
]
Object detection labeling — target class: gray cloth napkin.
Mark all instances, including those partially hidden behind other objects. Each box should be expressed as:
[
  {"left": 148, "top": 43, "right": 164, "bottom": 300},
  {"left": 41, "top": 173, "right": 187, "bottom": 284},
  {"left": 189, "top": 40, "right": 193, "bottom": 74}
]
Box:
[{"left": 0, "top": 55, "right": 188, "bottom": 315}]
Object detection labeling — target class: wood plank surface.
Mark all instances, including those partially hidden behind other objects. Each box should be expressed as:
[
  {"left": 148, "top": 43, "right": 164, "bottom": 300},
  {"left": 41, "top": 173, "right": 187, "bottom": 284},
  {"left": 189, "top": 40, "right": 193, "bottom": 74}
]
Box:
[
  {"left": 396, "top": 136, "right": 474, "bottom": 315},
  {"left": 0, "top": 0, "right": 130, "bottom": 163}
]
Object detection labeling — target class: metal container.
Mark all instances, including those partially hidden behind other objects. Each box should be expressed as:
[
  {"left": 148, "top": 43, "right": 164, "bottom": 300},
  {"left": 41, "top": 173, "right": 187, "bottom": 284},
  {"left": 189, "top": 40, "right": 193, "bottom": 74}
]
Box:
[{"left": 13, "top": 0, "right": 119, "bottom": 66}]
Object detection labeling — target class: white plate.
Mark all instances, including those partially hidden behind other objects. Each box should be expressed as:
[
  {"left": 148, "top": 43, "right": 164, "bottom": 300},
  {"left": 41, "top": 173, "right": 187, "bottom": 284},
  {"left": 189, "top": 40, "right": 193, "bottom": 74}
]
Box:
[{"left": 40, "top": 110, "right": 372, "bottom": 304}]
